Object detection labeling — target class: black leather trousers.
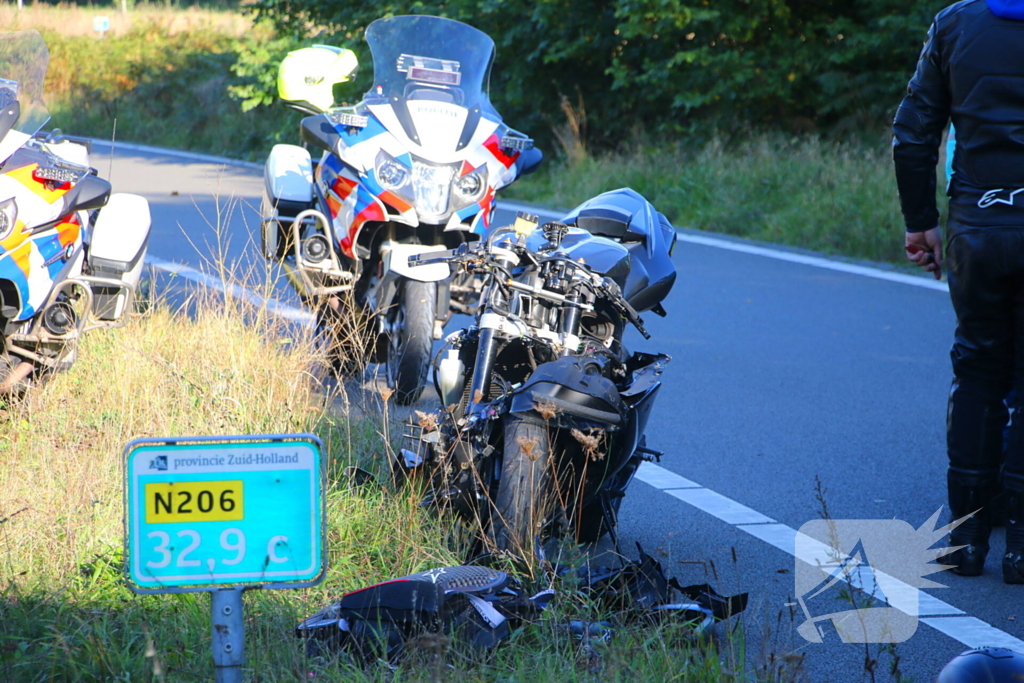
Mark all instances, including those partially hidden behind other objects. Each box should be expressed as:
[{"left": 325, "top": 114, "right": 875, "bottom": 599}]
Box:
[{"left": 946, "top": 222, "right": 1024, "bottom": 484}]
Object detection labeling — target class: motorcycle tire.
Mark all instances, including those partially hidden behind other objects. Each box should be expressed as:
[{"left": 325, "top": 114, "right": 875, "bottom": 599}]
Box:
[
  {"left": 491, "top": 415, "right": 555, "bottom": 557},
  {"left": 386, "top": 280, "right": 435, "bottom": 406}
]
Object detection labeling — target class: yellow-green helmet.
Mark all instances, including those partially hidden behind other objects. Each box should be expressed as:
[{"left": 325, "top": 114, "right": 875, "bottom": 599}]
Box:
[{"left": 278, "top": 45, "right": 358, "bottom": 113}]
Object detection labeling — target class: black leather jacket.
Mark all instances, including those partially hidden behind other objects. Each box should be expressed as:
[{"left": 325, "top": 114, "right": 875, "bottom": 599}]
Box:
[{"left": 893, "top": 0, "right": 1024, "bottom": 232}]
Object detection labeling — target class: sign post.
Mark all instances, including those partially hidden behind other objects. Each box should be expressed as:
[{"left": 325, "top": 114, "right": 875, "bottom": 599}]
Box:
[
  {"left": 93, "top": 16, "right": 110, "bottom": 39},
  {"left": 124, "top": 435, "right": 326, "bottom": 681}
]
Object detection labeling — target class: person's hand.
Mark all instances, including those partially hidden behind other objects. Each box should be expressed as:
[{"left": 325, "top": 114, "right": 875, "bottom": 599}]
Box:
[{"left": 905, "top": 227, "right": 943, "bottom": 280}]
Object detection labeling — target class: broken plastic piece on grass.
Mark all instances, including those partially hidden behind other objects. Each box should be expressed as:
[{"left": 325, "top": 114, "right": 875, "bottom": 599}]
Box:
[
  {"left": 297, "top": 545, "right": 748, "bottom": 662},
  {"left": 342, "top": 466, "right": 380, "bottom": 490},
  {"left": 399, "top": 448, "right": 424, "bottom": 468},
  {"left": 651, "top": 603, "right": 715, "bottom": 632},
  {"left": 669, "top": 581, "right": 750, "bottom": 622}
]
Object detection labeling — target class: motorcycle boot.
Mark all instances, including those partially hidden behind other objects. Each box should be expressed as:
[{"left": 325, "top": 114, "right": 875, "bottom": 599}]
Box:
[
  {"left": 946, "top": 467, "right": 997, "bottom": 576},
  {"left": 1001, "top": 472, "right": 1024, "bottom": 584}
]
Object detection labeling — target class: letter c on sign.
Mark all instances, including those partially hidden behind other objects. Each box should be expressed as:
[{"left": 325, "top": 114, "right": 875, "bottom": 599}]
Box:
[{"left": 267, "top": 535, "right": 289, "bottom": 563}]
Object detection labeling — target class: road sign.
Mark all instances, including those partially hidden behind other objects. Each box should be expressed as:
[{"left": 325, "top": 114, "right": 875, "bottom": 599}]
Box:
[
  {"left": 124, "top": 435, "right": 325, "bottom": 594},
  {"left": 93, "top": 16, "right": 110, "bottom": 38}
]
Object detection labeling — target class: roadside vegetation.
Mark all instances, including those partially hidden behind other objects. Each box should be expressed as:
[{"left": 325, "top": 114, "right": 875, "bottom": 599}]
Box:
[
  {"left": 14, "top": 5, "right": 292, "bottom": 160},
  {"left": 14, "top": 3, "right": 946, "bottom": 265}
]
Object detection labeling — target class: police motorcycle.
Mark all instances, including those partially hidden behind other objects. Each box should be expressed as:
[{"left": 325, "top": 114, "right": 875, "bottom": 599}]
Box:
[
  {"left": 400, "top": 189, "right": 677, "bottom": 555},
  {"left": 261, "top": 15, "right": 542, "bottom": 404},
  {"left": 0, "top": 31, "right": 150, "bottom": 394}
]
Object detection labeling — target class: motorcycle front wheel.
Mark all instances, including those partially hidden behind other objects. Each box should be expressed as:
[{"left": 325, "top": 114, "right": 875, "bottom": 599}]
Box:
[
  {"left": 386, "top": 279, "right": 435, "bottom": 406},
  {"left": 491, "top": 415, "right": 556, "bottom": 557}
]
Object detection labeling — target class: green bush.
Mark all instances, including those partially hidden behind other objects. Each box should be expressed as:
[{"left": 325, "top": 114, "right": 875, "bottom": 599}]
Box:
[{"left": 244, "top": 0, "right": 950, "bottom": 148}]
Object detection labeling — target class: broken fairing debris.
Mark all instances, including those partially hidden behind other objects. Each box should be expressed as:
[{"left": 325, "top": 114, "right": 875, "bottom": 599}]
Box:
[{"left": 297, "top": 544, "right": 747, "bottom": 662}]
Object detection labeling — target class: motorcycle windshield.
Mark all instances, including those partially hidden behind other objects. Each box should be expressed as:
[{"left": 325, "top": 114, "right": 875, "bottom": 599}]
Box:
[
  {"left": 0, "top": 30, "right": 50, "bottom": 138},
  {"left": 364, "top": 15, "right": 496, "bottom": 115}
]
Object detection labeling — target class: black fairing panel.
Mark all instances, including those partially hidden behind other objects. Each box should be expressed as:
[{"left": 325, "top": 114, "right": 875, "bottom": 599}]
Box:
[
  {"left": 560, "top": 231, "right": 630, "bottom": 289},
  {"left": 301, "top": 115, "right": 343, "bottom": 156},
  {"left": 508, "top": 355, "right": 625, "bottom": 426},
  {"left": 560, "top": 188, "right": 677, "bottom": 313}
]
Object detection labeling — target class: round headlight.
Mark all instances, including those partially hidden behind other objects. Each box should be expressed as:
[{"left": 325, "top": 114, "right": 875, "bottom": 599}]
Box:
[
  {"left": 0, "top": 197, "right": 17, "bottom": 240},
  {"left": 453, "top": 172, "right": 484, "bottom": 200},
  {"left": 377, "top": 160, "right": 408, "bottom": 190}
]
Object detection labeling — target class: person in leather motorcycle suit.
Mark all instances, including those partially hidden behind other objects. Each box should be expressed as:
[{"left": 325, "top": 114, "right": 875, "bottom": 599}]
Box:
[{"left": 893, "top": 0, "right": 1024, "bottom": 582}]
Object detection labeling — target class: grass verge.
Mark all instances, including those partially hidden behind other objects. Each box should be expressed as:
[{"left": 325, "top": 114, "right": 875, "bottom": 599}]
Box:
[
  {"left": 0, "top": 282, "right": 763, "bottom": 681},
  {"left": 508, "top": 133, "right": 948, "bottom": 265}
]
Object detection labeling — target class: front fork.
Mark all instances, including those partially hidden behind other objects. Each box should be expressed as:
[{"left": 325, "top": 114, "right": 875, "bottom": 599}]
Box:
[{"left": 465, "top": 326, "right": 497, "bottom": 418}]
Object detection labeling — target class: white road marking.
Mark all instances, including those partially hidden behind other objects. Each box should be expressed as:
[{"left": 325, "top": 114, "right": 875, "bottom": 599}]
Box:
[
  {"left": 922, "top": 616, "right": 1024, "bottom": 651},
  {"left": 665, "top": 487, "right": 776, "bottom": 525},
  {"left": 674, "top": 233, "right": 949, "bottom": 293},
  {"left": 733, "top": 528, "right": 962, "bottom": 618},
  {"left": 642, "top": 466, "right": 1023, "bottom": 651},
  {"left": 144, "top": 256, "right": 315, "bottom": 325},
  {"left": 918, "top": 593, "right": 968, "bottom": 618},
  {"left": 635, "top": 461, "right": 701, "bottom": 489},
  {"left": 498, "top": 199, "right": 950, "bottom": 294},
  {"left": 88, "top": 138, "right": 263, "bottom": 170}
]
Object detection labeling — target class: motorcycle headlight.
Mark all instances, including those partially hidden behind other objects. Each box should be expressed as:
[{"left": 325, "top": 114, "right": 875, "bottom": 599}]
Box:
[
  {"left": 452, "top": 166, "right": 488, "bottom": 204},
  {"left": 374, "top": 150, "right": 410, "bottom": 192},
  {"left": 412, "top": 161, "right": 455, "bottom": 217},
  {"left": 0, "top": 197, "right": 18, "bottom": 241}
]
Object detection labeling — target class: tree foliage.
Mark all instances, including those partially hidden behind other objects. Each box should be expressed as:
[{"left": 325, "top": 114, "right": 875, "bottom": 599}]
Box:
[{"left": 243, "top": 0, "right": 949, "bottom": 149}]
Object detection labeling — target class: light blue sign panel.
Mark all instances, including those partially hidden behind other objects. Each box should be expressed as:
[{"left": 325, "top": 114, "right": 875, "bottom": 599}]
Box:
[{"left": 124, "top": 435, "right": 325, "bottom": 593}]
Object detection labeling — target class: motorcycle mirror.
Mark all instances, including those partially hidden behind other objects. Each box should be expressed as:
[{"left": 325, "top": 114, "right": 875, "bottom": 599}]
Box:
[
  {"left": 300, "top": 115, "right": 343, "bottom": 156},
  {"left": 63, "top": 175, "right": 111, "bottom": 213},
  {"left": 0, "top": 98, "right": 21, "bottom": 147}
]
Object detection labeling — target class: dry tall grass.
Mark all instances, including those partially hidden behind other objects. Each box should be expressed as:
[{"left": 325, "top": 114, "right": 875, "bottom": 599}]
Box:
[
  {"left": 0, "top": 4, "right": 252, "bottom": 38},
  {"left": 0, "top": 285, "right": 475, "bottom": 679},
  {"left": 0, "top": 300, "right": 320, "bottom": 582}
]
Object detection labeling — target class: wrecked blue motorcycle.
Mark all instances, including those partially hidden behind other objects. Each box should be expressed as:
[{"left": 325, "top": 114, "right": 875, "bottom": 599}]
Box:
[{"left": 400, "top": 188, "right": 677, "bottom": 554}]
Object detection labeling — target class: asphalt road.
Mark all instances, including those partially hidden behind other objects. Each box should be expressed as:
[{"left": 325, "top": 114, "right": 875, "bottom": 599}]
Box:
[{"left": 96, "top": 141, "right": 1024, "bottom": 682}]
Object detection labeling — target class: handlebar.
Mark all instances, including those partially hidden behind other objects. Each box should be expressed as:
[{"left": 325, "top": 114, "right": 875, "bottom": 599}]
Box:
[
  {"left": 407, "top": 240, "right": 651, "bottom": 338},
  {"left": 407, "top": 243, "right": 470, "bottom": 267}
]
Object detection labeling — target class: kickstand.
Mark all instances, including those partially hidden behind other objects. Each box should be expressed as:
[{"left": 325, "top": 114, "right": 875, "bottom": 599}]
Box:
[{"left": 600, "top": 493, "right": 623, "bottom": 557}]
